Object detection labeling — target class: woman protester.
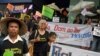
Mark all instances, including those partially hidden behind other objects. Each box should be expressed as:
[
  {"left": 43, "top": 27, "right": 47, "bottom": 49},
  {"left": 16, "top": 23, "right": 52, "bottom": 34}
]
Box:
[{"left": 29, "top": 19, "right": 49, "bottom": 56}]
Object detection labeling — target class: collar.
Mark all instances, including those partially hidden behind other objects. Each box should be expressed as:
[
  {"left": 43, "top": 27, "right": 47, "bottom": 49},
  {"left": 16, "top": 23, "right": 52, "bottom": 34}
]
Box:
[{"left": 3, "top": 35, "right": 23, "bottom": 44}]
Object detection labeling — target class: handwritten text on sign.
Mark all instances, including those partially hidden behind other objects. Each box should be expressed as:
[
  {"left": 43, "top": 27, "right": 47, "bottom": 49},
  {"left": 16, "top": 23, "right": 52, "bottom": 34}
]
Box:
[
  {"left": 49, "top": 43, "right": 100, "bottom": 56},
  {"left": 47, "top": 22, "right": 93, "bottom": 46}
]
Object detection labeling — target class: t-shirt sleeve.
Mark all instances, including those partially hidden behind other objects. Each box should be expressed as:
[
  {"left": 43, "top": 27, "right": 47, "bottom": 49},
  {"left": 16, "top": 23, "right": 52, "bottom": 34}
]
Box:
[
  {"left": 23, "top": 39, "right": 29, "bottom": 54},
  {"left": 45, "top": 31, "right": 49, "bottom": 40}
]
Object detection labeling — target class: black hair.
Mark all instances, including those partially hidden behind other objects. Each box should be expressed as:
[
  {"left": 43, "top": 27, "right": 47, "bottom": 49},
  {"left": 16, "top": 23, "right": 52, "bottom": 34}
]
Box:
[
  {"left": 48, "top": 32, "right": 57, "bottom": 38},
  {"left": 62, "top": 8, "right": 69, "bottom": 14},
  {"left": 6, "top": 19, "right": 22, "bottom": 29},
  {"left": 84, "top": 18, "right": 92, "bottom": 24},
  {"left": 73, "top": 14, "right": 82, "bottom": 24}
]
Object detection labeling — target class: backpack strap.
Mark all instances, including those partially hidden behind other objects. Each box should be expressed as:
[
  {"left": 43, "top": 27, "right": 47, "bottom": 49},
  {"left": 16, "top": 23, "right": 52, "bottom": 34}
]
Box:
[
  {"left": 34, "top": 30, "right": 38, "bottom": 39},
  {"left": 0, "top": 37, "right": 4, "bottom": 50},
  {"left": 21, "top": 38, "right": 26, "bottom": 46},
  {"left": 21, "top": 38, "right": 29, "bottom": 54}
]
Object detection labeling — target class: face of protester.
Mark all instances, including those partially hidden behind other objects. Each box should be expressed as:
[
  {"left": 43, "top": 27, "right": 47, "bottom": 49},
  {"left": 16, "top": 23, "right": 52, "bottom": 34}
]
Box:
[
  {"left": 49, "top": 35, "right": 56, "bottom": 42},
  {"left": 39, "top": 20, "right": 47, "bottom": 30},
  {"left": 87, "top": 19, "right": 92, "bottom": 25},
  {"left": 63, "top": 11, "right": 68, "bottom": 16},
  {"left": 7, "top": 22, "right": 19, "bottom": 37},
  {"left": 39, "top": 22, "right": 47, "bottom": 29}
]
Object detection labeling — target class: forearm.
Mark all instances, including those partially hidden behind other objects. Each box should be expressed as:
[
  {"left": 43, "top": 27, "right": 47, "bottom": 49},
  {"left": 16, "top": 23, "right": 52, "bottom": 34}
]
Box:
[{"left": 23, "top": 52, "right": 30, "bottom": 56}]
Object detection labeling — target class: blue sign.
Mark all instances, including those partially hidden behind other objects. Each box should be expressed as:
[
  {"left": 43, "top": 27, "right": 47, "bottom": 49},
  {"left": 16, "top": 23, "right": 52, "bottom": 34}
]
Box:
[
  {"left": 51, "top": 45, "right": 72, "bottom": 56},
  {"left": 0, "top": 0, "right": 32, "bottom": 3}
]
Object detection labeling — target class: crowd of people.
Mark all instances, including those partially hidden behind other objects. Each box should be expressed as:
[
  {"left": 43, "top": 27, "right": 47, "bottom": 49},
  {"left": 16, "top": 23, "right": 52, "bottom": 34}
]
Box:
[
  {"left": 0, "top": 8, "right": 100, "bottom": 56},
  {"left": 0, "top": 10, "right": 58, "bottom": 56}
]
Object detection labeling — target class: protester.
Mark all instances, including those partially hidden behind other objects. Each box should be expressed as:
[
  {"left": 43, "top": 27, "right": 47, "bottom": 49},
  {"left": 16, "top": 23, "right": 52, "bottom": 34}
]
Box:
[
  {"left": 41, "top": 32, "right": 57, "bottom": 56},
  {"left": 91, "top": 20, "right": 100, "bottom": 51},
  {"left": 60, "top": 8, "right": 68, "bottom": 23},
  {"left": 81, "top": 18, "right": 93, "bottom": 50},
  {"left": 29, "top": 19, "right": 49, "bottom": 56},
  {"left": 0, "top": 25, "right": 5, "bottom": 38},
  {"left": 0, "top": 17, "right": 30, "bottom": 56},
  {"left": 0, "top": 11, "right": 10, "bottom": 20},
  {"left": 73, "top": 14, "right": 82, "bottom": 24},
  {"left": 29, "top": 17, "right": 38, "bottom": 33},
  {"left": 24, "top": 15, "right": 31, "bottom": 31},
  {"left": 84, "top": 17, "right": 92, "bottom": 25}
]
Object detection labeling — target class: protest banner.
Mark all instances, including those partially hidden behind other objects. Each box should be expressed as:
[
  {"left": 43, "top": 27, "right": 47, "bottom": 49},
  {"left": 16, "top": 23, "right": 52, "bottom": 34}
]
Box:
[
  {"left": 42, "top": 6, "right": 54, "bottom": 19},
  {"left": 14, "top": 5, "right": 24, "bottom": 11},
  {"left": 47, "top": 22, "right": 93, "bottom": 47},
  {"left": 49, "top": 43, "right": 100, "bottom": 56},
  {"left": 10, "top": 5, "right": 25, "bottom": 13}
]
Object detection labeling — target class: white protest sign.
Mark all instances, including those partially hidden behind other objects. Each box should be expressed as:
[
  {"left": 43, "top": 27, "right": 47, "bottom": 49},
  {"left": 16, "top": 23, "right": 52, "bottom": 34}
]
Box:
[
  {"left": 15, "top": 5, "right": 24, "bottom": 11},
  {"left": 49, "top": 43, "right": 100, "bottom": 56},
  {"left": 28, "top": 4, "right": 33, "bottom": 9},
  {"left": 93, "top": 26, "right": 100, "bottom": 37},
  {"left": 47, "top": 22, "right": 93, "bottom": 47},
  {"left": 23, "top": 8, "right": 27, "bottom": 13},
  {"left": 52, "top": 17, "right": 60, "bottom": 23}
]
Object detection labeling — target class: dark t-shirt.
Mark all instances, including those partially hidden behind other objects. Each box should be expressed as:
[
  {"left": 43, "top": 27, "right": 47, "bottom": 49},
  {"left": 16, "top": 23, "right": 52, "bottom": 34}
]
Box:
[
  {"left": 41, "top": 42, "right": 50, "bottom": 56},
  {"left": 60, "top": 15, "right": 68, "bottom": 23},
  {"left": 29, "top": 30, "right": 49, "bottom": 52},
  {"left": 0, "top": 38, "right": 28, "bottom": 56}
]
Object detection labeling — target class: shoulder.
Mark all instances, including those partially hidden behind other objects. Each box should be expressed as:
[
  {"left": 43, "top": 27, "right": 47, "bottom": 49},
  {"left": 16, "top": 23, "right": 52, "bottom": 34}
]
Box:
[
  {"left": 0, "top": 37, "right": 4, "bottom": 42},
  {"left": 45, "top": 31, "right": 49, "bottom": 34},
  {"left": 21, "top": 38, "right": 26, "bottom": 42},
  {"left": 45, "top": 31, "right": 49, "bottom": 35},
  {"left": 0, "top": 37, "right": 5, "bottom": 47}
]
